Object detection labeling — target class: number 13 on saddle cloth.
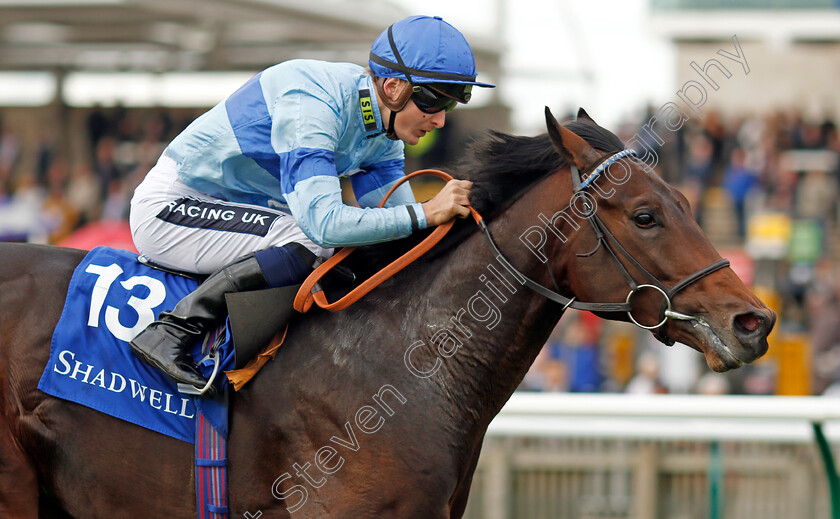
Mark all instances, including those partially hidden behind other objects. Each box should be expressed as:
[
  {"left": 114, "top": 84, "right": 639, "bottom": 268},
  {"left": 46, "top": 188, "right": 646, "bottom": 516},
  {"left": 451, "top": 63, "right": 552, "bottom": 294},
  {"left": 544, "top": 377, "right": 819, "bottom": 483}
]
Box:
[{"left": 38, "top": 246, "right": 233, "bottom": 443}]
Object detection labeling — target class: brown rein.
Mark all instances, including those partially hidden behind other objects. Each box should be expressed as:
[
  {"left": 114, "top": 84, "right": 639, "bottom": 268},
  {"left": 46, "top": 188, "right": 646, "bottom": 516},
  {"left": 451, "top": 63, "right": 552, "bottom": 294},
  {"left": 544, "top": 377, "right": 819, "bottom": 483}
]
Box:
[{"left": 293, "top": 169, "right": 483, "bottom": 313}]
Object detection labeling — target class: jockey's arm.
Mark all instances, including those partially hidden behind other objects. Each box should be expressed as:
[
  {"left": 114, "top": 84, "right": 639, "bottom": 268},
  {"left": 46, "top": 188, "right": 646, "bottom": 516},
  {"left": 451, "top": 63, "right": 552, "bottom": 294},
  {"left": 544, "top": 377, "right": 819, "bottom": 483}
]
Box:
[
  {"left": 284, "top": 161, "right": 426, "bottom": 249},
  {"left": 278, "top": 86, "right": 469, "bottom": 248},
  {"left": 351, "top": 160, "right": 417, "bottom": 209},
  {"left": 351, "top": 161, "right": 473, "bottom": 227}
]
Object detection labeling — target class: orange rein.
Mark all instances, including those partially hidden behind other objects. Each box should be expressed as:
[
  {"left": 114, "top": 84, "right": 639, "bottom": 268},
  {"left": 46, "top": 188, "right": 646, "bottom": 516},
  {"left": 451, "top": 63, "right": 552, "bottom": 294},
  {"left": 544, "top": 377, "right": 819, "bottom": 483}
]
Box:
[{"left": 293, "top": 169, "right": 483, "bottom": 313}]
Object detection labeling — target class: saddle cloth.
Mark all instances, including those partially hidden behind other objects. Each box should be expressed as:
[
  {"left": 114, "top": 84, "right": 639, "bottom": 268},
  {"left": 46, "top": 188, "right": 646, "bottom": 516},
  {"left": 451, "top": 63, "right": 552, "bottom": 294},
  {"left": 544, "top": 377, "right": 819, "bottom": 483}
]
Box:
[{"left": 38, "top": 246, "right": 235, "bottom": 443}]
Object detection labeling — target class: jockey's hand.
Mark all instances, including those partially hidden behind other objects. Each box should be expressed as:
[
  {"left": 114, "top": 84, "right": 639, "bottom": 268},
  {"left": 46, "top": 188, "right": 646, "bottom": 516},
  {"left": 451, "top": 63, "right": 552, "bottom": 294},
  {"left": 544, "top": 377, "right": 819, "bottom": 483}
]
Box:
[{"left": 422, "top": 179, "right": 473, "bottom": 227}]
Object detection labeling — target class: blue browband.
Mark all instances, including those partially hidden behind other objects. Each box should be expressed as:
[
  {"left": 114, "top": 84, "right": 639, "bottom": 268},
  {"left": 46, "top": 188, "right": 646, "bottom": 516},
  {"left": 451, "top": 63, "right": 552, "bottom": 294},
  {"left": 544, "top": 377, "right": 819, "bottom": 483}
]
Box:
[{"left": 578, "top": 149, "right": 637, "bottom": 190}]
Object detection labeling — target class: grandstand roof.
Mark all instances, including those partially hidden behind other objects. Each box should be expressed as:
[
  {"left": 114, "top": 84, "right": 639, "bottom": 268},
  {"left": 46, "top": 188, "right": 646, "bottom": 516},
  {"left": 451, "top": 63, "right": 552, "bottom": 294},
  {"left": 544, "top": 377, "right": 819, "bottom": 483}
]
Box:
[{"left": 0, "top": 0, "right": 502, "bottom": 74}]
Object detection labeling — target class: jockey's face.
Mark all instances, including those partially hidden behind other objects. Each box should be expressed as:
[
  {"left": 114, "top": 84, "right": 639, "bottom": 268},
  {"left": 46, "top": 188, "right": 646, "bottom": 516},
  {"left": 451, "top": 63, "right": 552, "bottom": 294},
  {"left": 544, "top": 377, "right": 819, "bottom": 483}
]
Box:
[
  {"left": 377, "top": 78, "right": 446, "bottom": 145},
  {"left": 394, "top": 98, "right": 446, "bottom": 146}
]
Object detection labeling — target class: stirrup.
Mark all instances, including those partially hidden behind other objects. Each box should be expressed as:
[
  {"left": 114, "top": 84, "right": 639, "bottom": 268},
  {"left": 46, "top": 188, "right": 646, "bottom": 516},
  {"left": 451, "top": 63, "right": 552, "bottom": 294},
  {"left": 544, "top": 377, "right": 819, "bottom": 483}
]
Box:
[
  {"left": 177, "top": 350, "right": 220, "bottom": 396},
  {"left": 176, "top": 328, "right": 224, "bottom": 396}
]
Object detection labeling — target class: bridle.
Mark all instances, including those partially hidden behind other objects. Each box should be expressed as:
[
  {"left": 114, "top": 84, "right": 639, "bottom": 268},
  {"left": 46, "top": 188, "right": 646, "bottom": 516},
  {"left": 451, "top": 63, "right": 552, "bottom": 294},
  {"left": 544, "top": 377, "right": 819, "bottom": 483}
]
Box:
[
  {"left": 477, "top": 149, "right": 730, "bottom": 346},
  {"left": 295, "top": 150, "right": 729, "bottom": 345}
]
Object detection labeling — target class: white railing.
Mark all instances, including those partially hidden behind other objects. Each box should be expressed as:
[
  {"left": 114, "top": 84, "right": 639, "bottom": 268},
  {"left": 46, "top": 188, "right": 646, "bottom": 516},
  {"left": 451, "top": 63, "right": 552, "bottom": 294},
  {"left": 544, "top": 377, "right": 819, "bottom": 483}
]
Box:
[
  {"left": 488, "top": 392, "right": 840, "bottom": 442},
  {"left": 496, "top": 392, "right": 840, "bottom": 422},
  {"left": 461, "top": 393, "right": 840, "bottom": 519}
]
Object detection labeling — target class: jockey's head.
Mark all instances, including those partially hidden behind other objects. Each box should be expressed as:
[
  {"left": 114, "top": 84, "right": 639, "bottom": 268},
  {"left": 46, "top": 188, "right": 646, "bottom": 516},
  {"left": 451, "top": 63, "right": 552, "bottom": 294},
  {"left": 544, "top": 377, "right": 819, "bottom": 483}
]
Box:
[{"left": 369, "top": 15, "right": 495, "bottom": 140}]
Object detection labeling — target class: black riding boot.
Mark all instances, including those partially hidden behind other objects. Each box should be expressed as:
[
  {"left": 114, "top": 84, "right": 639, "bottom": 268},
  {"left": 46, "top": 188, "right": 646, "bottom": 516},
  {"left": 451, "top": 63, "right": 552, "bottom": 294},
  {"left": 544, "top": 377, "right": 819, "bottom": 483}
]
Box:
[{"left": 129, "top": 253, "right": 270, "bottom": 391}]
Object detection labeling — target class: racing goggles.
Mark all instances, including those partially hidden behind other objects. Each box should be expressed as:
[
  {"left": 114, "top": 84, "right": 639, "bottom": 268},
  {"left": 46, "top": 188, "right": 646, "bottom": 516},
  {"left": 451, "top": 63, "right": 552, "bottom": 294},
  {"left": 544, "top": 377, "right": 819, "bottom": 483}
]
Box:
[{"left": 411, "top": 83, "right": 472, "bottom": 114}]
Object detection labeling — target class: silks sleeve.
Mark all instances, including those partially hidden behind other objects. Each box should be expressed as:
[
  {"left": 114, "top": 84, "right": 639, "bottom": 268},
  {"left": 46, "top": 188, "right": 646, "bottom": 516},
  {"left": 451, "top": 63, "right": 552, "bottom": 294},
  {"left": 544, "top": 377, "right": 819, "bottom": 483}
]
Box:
[{"left": 279, "top": 92, "right": 425, "bottom": 247}]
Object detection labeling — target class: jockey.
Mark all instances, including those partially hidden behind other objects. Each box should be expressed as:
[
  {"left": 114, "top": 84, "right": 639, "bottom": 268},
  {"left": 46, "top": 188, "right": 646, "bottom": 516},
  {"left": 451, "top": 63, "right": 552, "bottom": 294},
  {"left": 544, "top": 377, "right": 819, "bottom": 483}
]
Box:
[{"left": 128, "top": 15, "right": 495, "bottom": 392}]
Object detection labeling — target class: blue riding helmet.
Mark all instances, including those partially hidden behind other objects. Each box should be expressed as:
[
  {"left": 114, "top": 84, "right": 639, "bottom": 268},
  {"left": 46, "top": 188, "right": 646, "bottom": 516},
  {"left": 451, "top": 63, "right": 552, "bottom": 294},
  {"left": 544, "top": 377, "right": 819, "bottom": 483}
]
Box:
[{"left": 369, "top": 15, "right": 496, "bottom": 91}]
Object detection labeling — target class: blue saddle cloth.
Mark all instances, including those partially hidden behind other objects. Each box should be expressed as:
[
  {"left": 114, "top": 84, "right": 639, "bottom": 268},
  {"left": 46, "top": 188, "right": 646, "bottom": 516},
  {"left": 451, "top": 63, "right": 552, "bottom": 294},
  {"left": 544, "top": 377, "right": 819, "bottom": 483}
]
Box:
[{"left": 38, "top": 246, "right": 235, "bottom": 443}]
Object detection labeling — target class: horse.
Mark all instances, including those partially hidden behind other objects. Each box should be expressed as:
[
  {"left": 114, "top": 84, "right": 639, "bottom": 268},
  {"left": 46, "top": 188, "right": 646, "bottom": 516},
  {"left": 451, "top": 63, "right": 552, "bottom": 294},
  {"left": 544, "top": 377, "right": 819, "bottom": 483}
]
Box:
[{"left": 0, "top": 108, "right": 774, "bottom": 518}]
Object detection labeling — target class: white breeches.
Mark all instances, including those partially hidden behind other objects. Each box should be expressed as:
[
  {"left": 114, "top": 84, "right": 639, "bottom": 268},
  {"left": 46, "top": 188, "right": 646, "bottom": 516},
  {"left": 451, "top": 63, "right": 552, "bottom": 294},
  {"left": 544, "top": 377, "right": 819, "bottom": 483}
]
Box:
[{"left": 129, "top": 155, "right": 332, "bottom": 274}]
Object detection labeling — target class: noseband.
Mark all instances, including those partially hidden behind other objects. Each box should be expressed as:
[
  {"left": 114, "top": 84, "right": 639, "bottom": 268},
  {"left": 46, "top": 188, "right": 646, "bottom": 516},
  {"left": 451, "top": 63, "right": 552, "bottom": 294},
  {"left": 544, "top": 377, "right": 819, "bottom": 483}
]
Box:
[{"left": 479, "top": 149, "right": 730, "bottom": 346}]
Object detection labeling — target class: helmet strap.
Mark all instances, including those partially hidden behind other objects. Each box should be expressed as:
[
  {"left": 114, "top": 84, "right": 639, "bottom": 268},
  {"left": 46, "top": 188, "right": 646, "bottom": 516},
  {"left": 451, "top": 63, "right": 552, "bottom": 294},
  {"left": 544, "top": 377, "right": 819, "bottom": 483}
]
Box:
[
  {"left": 386, "top": 110, "right": 399, "bottom": 140},
  {"left": 374, "top": 77, "right": 412, "bottom": 141},
  {"left": 381, "top": 23, "right": 412, "bottom": 142}
]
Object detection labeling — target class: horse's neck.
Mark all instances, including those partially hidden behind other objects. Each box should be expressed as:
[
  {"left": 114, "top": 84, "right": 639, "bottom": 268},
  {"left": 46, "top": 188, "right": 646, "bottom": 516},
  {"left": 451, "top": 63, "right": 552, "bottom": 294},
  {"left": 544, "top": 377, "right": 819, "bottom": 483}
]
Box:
[{"left": 408, "top": 190, "right": 568, "bottom": 430}]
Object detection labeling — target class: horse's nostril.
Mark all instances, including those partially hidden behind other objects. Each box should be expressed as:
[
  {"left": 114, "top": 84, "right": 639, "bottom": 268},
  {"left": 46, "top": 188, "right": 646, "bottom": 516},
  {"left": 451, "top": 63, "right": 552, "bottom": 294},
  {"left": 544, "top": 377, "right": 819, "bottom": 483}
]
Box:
[{"left": 735, "top": 312, "right": 762, "bottom": 333}]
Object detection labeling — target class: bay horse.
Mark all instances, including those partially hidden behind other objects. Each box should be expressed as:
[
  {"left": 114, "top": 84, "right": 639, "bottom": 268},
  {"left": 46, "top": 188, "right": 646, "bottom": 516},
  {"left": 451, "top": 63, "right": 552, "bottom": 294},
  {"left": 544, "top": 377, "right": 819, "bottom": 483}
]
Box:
[{"left": 0, "top": 108, "right": 774, "bottom": 518}]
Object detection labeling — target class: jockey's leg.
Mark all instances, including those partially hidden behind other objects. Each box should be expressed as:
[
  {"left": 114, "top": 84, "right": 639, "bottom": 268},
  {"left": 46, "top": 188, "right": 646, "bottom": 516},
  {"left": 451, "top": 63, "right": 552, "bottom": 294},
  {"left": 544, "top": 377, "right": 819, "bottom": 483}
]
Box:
[
  {"left": 128, "top": 243, "right": 315, "bottom": 392},
  {"left": 129, "top": 154, "right": 331, "bottom": 274},
  {"left": 128, "top": 155, "right": 329, "bottom": 391}
]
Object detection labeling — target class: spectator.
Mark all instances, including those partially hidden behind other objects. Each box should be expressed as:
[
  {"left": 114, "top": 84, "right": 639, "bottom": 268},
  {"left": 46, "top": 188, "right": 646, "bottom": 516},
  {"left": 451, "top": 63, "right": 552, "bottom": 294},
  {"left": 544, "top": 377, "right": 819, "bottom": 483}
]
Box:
[
  {"left": 93, "top": 137, "right": 122, "bottom": 198},
  {"left": 695, "top": 372, "right": 731, "bottom": 395},
  {"left": 0, "top": 123, "right": 20, "bottom": 193},
  {"left": 722, "top": 146, "right": 758, "bottom": 239},
  {"left": 521, "top": 346, "right": 569, "bottom": 392},
  {"left": 796, "top": 169, "right": 838, "bottom": 224},
  {"left": 86, "top": 105, "right": 112, "bottom": 158},
  {"left": 681, "top": 133, "right": 714, "bottom": 221},
  {"left": 625, "top": 350, "right": 668, "bottom": 394},
  {"left": 65, "top": 161, "right": 102, "bottom": 226}
]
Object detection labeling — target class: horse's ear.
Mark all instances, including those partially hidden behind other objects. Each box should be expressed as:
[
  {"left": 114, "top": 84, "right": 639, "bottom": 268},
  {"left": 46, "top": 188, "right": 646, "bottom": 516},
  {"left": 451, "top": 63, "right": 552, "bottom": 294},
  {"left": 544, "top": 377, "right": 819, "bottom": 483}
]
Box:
[
  {"left": 576, "top": 107, "right": 596, "bottom": 124},
  {"left": 545, "top": 106, "right": 600, "bottom": 169}
]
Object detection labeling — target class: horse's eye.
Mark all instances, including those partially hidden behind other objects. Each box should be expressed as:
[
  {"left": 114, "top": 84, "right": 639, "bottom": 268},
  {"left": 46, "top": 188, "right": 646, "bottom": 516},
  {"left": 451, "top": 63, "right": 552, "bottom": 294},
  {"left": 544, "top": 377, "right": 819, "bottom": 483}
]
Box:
[{"left": 634, "top": 212, "right": 655, "bottom": 228}]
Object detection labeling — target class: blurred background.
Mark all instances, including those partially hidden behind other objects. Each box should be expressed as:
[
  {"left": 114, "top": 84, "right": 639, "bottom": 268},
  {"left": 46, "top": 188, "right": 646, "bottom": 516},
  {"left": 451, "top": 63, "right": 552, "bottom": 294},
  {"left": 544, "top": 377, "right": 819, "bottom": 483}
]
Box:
[{"left": 3, "top": 1, "right": 840, "bottom": 516}]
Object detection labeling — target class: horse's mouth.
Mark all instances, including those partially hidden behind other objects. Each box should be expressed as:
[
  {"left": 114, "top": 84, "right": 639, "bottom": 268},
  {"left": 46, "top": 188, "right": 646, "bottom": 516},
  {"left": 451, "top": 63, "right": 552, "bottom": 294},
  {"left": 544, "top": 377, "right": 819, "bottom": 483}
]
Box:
[
  {"left": 689, "top": 319, "right": 745, "bottom": 372},
  {"left": 666, "top": 303, "right": 773, "bottom": 372}
]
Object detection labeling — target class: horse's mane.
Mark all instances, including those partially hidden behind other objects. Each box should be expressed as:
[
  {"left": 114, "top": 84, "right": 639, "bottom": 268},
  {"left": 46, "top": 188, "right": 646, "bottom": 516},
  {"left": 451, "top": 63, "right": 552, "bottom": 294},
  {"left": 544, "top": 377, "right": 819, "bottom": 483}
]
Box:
[
  {"left": 345, "top": 118, "right": 625, "bottom": 277},
  {"left": 461, "top": 119, "right": 625, "bottom": 217}
]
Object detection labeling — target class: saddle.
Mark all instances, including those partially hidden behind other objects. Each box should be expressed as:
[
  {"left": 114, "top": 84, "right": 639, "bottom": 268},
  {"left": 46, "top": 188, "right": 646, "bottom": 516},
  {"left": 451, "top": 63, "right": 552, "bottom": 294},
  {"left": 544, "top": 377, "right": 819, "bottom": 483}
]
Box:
[
  {"left": 139, "top": 253, "right": 356, "bottom": 389},
  {"left": 224, "top": 258, "right": 355, "bottom": 369}
]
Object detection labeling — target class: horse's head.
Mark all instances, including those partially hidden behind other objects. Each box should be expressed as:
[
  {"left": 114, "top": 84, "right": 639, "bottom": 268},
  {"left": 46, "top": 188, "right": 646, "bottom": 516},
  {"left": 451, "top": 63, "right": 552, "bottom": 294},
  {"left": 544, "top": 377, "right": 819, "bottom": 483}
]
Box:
[{"left": 543, "top": 107, "right": 775, "bottom": 371}]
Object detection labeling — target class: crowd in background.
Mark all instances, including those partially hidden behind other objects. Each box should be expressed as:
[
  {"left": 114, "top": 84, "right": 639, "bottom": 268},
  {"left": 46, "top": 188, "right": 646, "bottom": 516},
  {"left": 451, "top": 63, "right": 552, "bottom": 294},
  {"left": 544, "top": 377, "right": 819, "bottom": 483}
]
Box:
[
  {"left": 1, "top": 103, "right": 839, "bottom": 396},
  {"left": 525, "top": 105, "right": 840, "bottom": 396},
  {"left": 0, "top": 106, "right": 200, "bottom": 244}
]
